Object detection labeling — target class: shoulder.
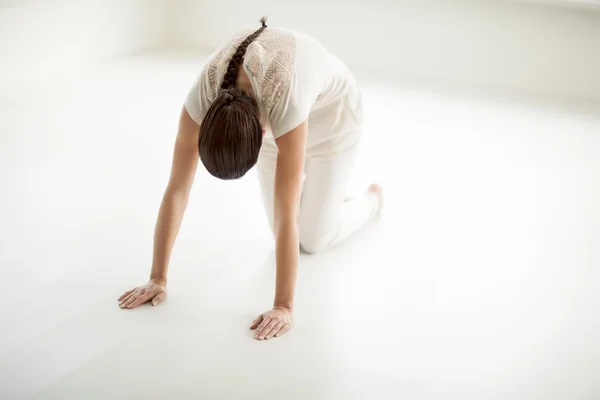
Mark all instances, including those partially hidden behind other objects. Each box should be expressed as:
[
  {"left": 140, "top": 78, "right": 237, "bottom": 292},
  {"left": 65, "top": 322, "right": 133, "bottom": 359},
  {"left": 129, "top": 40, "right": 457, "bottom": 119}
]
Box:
[
  {"left": 243, "top": 28, "right": 297, "bottom": 108},
  {"left": 185, "top": 30, "right": 254, "bottom": 123},
  {"left": 246, "top": 28, "right": 297, "bottom": 62},
  {"left": 200, "top": 30, "right": 254, "bottom": 102}
]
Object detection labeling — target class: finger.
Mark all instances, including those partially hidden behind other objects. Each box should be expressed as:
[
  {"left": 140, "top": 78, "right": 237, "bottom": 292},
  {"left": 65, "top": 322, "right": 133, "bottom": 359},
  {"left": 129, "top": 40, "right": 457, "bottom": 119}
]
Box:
[
  {"left": 264, "top": 321, "right": 285, "bottom": 340},
  {"left": 259, "top": 319, "right": 280, "bottom": 340},
  {"left": 257, "top": 318, "right": 278, "bottom": 340},
  {"left": 119, "top": 289, "right": 137, "bottom": 303},
  {"left": 127, "top": 292, "right": 152, "bottom": 309},
  {"left": 275, "top": 323, "right": 292, "bottom": 338},
  {"left": 119, "top": 291, "right": 137, "bottom": 307},
  {"left": 250, "top": 315, "right": 263, "bottom": 330},
  {"left": 152, "top": 291, "right": 166, "bottom": 306},
  {"left": 121, "top": 292, "right": 140, "bottom": 308},
  {"left": 254, "top": 317, "right": 272, "bottom": 340},
  {"left": 118, "top": 289, "right": 134, "bottom": 302}
]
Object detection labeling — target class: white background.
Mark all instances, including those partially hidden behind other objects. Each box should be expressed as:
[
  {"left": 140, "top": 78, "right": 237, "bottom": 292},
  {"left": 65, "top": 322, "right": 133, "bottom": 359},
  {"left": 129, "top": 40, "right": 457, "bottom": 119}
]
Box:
[
  {"left": 2, "top": 0, "right": 600, "bottom": 100},
  {"left": 1, "top": 1, "right": 599, "bottom": 399}
]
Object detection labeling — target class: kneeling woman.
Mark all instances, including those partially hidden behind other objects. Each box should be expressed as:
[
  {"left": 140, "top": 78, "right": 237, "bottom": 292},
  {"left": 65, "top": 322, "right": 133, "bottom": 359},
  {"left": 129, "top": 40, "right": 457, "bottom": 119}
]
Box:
[{"left": 118, "top": 18, "right": 383, "bottom": 340}]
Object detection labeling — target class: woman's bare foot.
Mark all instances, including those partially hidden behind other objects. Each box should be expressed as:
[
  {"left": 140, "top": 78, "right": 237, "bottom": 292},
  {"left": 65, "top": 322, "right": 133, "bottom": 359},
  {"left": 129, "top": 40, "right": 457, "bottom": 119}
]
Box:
[{"left": 368, "top": 183, "right": 384, "bottom": 213}]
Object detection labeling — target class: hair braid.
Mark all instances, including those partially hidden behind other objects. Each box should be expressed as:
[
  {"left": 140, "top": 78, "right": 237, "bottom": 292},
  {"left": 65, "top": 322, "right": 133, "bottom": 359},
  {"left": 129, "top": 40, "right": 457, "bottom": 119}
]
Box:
[{"left": 220, "top": 17, "right": 268, "bottom": 91}]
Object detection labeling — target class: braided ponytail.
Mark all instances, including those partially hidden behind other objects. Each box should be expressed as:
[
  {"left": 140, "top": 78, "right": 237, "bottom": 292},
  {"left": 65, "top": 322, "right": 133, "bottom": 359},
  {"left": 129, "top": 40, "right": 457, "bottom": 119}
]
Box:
[
  {"left": 199, "top": 17, "right": 268, "bottom": 180},
  {"left": 221, "top": 17, "right": 268, "bottom": 91}
]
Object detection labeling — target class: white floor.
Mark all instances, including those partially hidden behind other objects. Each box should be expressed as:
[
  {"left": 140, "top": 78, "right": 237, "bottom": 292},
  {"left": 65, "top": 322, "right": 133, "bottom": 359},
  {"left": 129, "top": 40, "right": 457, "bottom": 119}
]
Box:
[{"left": 1, "top": 50, "right": 599, "bottom": 400}]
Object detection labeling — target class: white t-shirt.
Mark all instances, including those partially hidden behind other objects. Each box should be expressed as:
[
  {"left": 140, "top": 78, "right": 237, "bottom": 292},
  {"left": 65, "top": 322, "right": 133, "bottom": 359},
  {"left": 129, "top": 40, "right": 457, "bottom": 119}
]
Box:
[{"left": 184, "top": 27, "right": 363, "bottom": 156}]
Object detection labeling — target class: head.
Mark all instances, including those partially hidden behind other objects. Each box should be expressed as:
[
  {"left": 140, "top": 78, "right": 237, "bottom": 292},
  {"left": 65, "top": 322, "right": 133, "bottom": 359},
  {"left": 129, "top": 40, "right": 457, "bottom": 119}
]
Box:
[{"left": 198, "top": 17, "right": 268, "bottom": 180}]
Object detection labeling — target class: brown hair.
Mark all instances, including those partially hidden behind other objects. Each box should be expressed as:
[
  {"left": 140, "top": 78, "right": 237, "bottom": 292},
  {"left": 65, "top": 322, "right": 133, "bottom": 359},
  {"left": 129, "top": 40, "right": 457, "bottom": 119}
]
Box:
[{"left": 198, "top": 17, "right": 268, "bottom": 180}]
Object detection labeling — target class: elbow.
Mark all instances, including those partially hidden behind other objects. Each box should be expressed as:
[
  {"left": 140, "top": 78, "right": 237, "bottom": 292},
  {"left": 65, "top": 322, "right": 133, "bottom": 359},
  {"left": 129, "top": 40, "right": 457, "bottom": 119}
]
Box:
[
  {"left": 274, "top": 220, "right": 328, "bottom": 254},
  {"left": 164, "top": 186, "right": 190, "bottom": 207},
  {"left": 273, "top": 215, "right": 330, "bottom": 254},
  {"left": 274, "top": 218, "right": 298, "bottom": 237},
  {"left": 274, "top": 217, "right": 299, "bottom": 243}
]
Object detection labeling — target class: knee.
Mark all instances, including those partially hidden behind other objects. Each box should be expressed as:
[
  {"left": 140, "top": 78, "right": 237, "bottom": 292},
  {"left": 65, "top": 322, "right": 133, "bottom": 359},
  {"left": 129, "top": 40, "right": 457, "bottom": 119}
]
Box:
[
  {"left": 298, "top": 215, "right": 337, "bottom": 254},
  {"left": 299, "top": 233, "right": 329, "bottom": 254}
]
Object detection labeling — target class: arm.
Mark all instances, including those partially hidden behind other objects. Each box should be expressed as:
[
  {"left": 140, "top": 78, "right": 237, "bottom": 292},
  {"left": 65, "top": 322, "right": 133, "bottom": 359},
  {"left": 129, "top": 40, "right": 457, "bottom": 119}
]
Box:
[
  {"left": 250, "top": 120, "right": 308, "bottom": 339},
  {"left": 273, "top": 120, "right": 308, "bottom": 310},
  {"left": 150, "top": 106, "right": 201, "bottom": 283},
  {"left": 118, "top": 106, "right": 200, "bottom": 309}
]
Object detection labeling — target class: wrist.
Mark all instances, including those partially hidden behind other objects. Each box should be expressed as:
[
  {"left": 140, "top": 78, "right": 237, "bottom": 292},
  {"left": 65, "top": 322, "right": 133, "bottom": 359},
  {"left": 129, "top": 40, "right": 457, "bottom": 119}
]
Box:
[
  {"left": 150, "top": 277, "right": 167, "bottom": 286},
  {"left": 273, "top": 303, "right": 293, "bottom": 313}
]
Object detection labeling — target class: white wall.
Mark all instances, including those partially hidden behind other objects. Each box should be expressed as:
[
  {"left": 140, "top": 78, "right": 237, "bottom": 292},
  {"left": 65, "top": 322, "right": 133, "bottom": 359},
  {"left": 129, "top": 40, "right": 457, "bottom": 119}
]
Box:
[
  {"left": 0, "top": 0, "right": 169, "bottom": 95},
  {"left": 168, "top": 0, "right": 600, "bottom": 103},
  {"left": 2, "top": 0, "right": 597, "bottom": 102}
]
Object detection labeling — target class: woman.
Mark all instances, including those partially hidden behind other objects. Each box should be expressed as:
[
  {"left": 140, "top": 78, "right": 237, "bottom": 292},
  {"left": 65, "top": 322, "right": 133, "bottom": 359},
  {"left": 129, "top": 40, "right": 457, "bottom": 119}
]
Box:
[{"left": 117, "top": 18, "right": 383, "bottom": 340}]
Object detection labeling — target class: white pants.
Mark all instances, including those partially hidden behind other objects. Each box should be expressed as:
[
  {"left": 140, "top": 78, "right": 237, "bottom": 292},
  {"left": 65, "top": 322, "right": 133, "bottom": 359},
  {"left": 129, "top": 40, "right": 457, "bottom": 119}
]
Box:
[{"left": 256, "top": 130, "right": 379, "bottom": 254}]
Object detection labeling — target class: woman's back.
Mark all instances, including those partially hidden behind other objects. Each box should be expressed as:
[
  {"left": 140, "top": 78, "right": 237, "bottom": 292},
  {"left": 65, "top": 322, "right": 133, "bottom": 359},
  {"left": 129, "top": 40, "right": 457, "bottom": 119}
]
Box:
[{"left": 185, "top": 26, "right": 364, "bottom": 154}]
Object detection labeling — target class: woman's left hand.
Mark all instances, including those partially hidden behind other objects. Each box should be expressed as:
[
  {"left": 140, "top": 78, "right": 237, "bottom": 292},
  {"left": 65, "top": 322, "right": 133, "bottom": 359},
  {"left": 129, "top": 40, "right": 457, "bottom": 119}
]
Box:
[{"left": 250, "top": 306, "right": 293, "bottom": 340}]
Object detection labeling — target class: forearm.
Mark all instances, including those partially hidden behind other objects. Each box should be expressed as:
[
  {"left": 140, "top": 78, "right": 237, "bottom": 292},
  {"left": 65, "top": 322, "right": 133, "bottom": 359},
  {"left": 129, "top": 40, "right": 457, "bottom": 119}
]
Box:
[
  {"left": 150, "top": 189, "right": 189, "bottom": 283},
  {"left": 273, "top": 221, "right": 299, "bottom": 311}
]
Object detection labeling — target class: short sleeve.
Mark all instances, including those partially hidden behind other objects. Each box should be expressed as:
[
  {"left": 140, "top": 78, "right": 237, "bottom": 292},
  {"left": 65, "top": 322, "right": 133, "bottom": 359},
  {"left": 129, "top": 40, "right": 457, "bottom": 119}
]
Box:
[
  {"left": 243, "top": 30, "right": 315, "bottom": 139},
  {"left": 184, "top": 67, "right": 214, "bottom": 126},
  {"left": 184, "top": 74, "right": 202, "bottom": 124},
  {"left": 268, "top": 69, "right": 321, "bottom": 138}
]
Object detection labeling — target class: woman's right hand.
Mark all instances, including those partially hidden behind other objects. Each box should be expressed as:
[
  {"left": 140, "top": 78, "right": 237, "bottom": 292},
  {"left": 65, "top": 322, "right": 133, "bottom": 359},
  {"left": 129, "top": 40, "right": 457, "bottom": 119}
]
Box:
[{"left": 118, "top": 279, "right": 167, "bottom": 309}]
